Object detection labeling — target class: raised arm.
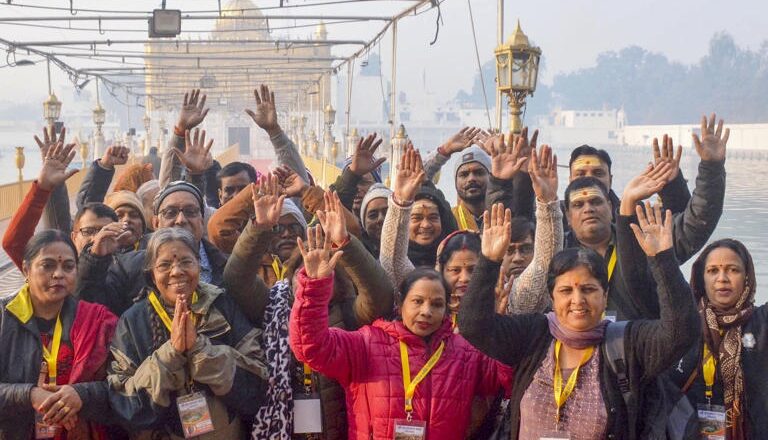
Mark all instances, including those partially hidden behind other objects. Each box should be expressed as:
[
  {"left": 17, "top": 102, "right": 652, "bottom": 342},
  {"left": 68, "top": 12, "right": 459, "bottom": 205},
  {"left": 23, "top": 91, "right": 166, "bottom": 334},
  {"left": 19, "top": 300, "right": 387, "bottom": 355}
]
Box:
[
  {"left": 333, "top": 133, "right": 386, "bottom": 211},
  {"left": 3, "top": 142, "right": 79, "bottom": 268},
  {"left": 246, "top": 84, "right": 310, "bottom": 184},
  {"left": 458, "top": 203, "right": 547, "bottom": 366},
  {"left": 507, "top": 145, "right": 563, "bottom": 314},
  {"left": 223, "top": 175, "right": 284, "bottom": 324},
  {"left": 671, "top": 113, "right": 728, "bottom": 263},
  {"left": 317, "top": 191, "right": 394, "bottom": 324},
  {"left": 423, "top": 127, "right": 484, "bottom": 182},
  {"left": 482, "top": 128, "right": 535, "bottom": 218},
  {"left": 76, "top": 145, "right": 129, "bottom": 209},
  {"left": 34, "top": 126, "right": 73, "bottom": 232},
  {"left": 207, "top": 181, "right": 254, "bottom": 253},
  {"left": 160, "top": 89, "right": 210, "bottom": 189},
  {"left": 651, "top": 135, "right": 691, "bottom": 214},
  {"left": 289, "top": 225, "right": 365, "bottom": 385},
  {"left": 380, "top": 147, "right": 423, "bottom": 287},
  {"left": 626, "top": 202, "right": 699, "bottom": 380}
]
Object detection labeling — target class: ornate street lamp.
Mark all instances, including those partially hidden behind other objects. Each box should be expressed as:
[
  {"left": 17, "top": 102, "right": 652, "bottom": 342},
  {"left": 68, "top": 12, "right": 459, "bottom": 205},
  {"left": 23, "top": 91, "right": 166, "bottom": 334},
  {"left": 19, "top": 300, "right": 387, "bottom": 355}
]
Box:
[
  {"left": 323, "top": 104, "right": 336, "bottom": 161},
  {"left": 388, "top": 124, "right": 409, "bottom": 188},
  {"left": 494, "top": 20, "right": 541, "bottom": 134},
  {"left": 92, "top": 77, "right": 106, "bottom": 157},
  {"left": 43, "top": 59, "right": 62, "bottom": 129},
  {"left": 346, "top": 127, "right": 360, "bottom": 158},
  {"left": 309, "top": 130, "right": 319, "bottom": 159},
  {"left": 143, "top": 113, "right": 151, "bottom": 156}
]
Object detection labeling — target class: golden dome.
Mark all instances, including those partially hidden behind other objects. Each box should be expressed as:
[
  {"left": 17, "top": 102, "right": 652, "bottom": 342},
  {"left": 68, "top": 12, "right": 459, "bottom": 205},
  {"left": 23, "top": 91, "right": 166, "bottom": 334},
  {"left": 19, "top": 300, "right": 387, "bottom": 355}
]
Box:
[{"left": 506, "top": 20, "right": 530, "bottom": 47}]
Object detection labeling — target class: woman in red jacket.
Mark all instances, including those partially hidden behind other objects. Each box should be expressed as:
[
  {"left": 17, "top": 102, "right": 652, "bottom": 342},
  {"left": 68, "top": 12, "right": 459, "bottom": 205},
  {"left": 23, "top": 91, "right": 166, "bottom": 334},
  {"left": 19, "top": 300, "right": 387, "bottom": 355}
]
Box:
[{"left": 289, "top": 223, "right": 510, "bottom": 440}]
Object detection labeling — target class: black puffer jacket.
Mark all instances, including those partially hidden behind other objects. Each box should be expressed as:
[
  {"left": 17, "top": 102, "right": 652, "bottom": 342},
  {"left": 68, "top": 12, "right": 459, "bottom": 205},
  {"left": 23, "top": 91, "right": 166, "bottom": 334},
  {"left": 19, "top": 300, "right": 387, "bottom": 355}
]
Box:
[{"left": 458, "top": 250, "right": 699, "bottom": 440}]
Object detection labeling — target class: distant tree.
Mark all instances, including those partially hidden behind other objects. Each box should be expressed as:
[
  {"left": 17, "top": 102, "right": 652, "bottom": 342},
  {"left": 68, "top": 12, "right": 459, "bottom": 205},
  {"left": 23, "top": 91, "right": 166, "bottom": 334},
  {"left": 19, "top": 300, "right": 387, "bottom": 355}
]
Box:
[{"left": 458, "top": 32, "right": 768, "bottom": 124}]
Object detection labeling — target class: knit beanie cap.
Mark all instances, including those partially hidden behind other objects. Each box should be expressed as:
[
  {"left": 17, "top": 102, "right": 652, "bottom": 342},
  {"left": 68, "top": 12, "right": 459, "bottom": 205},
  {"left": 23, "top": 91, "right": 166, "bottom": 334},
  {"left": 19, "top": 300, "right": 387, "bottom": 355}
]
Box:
[
  {"left": 105, "top": 190, "right": 147, "bottom": 230},
  {"left": 359, "top": 183, "right": 392, "bottom": 230}
]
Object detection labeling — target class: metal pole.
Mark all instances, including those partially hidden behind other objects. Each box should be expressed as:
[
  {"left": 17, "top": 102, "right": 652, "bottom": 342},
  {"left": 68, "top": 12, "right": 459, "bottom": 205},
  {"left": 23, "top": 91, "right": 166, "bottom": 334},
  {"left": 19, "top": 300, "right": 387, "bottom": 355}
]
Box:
[
  {"left": 389, "top": 20, "right": 398, "bottom": 186},
  {"left": 345, "top": 59, "right": 353, "bottom": 144},
  {"left": 495, "top": 0, "right": 504, "bottom": 131}
]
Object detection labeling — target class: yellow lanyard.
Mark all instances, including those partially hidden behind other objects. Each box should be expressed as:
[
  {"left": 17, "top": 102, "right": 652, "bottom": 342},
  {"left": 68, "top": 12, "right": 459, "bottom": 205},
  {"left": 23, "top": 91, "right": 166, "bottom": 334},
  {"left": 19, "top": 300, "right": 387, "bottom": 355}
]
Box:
[
  {"left": 553, "top": 340, "right": 594, "bottom": 424},
  {"left": 607, "top": 247, "right": 617, "bottom": 282},
  {"left": 41, "top": 315, "right": 63, "bottom": 384},
  {"left": 271, "top": 256, "right": 287, "bottom": 280},
  {"left": 457, "top": 205, "right": 470, "bottom": 231},
  {"left": 702, "top": 344, "right": 716, "bottom": 400},
  {"left": 451, "top": 313, "right": 457, "bottom": 329},
  {"left": 400, "top": 340, "right": 445, "bottom": 419},
  {"left": 147, "top": 291, "right": 198, "bottom": 332}
]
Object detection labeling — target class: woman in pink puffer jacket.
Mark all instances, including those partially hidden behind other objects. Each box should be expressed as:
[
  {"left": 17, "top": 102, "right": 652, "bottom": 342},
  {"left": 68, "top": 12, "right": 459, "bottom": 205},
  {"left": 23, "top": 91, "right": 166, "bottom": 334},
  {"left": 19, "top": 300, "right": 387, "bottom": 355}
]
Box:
[{"left": 289, "top": 225, "right": 511, "bottom": 440}]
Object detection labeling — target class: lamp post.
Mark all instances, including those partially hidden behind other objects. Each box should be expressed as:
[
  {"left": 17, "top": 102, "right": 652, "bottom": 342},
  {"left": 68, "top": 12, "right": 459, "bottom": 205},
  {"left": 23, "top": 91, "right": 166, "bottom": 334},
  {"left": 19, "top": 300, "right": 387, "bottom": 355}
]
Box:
[
  {"left": 157, "top": 116, "right": 167, "bottom": 150},
  {"left": 143, "top": 113, "right": 151, "bottom": 156},
  {"left": 43, "top": 59, "right": 62, "bottom": 131},
  {"left": 322, "top": 104, "right": 337, "bottom": 187},
  {"left": 346, "top": 127, "right": 359, "bottom": 158},
  {"left": 79, "top": 141, "right": 89, "bottom": 168},
  {"left": 92, "top": 77, "right": 106, "bottom": 157},
  {"left": 494, "top": 20, "right": 541, "bottom": 134},
  {"left": 309, "top": 130, "right": 319, "bottom": 159},
  {"left": 15, "top": 146, "right": 25, "bottom": 204},
  {"left": 299, "top": 115, "right": 308, "bottom": 155},
  {"left": 388, "top": 124, "right": 408, "bottom": 188}
]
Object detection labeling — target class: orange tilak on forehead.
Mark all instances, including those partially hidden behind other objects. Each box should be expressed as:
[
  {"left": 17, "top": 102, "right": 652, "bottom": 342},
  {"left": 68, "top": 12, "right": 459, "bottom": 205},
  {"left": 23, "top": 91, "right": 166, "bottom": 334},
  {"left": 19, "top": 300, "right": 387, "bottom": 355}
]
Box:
[
  {"left": 413, "top": 200, "right": 439, "bottom": 215},
  {"left": 570, "top": 186, "right": 606, "bottom": 204},
  {"left": 571, "top": 155, "right": 605, "bottom": 171}
]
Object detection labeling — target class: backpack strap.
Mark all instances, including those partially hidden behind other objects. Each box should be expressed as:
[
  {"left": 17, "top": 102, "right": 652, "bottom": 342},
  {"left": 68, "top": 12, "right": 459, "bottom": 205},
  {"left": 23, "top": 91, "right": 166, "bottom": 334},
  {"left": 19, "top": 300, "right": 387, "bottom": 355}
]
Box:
[{"left": 603, "top": 321, "right": 631, "bottom": 406}]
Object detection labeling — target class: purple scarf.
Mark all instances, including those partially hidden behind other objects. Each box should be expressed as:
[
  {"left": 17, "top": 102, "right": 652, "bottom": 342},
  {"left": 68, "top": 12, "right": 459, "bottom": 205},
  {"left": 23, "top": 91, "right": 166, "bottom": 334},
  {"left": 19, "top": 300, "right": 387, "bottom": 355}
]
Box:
[{"left": 546, "top": 312, "right": 610, "bottom": 349}]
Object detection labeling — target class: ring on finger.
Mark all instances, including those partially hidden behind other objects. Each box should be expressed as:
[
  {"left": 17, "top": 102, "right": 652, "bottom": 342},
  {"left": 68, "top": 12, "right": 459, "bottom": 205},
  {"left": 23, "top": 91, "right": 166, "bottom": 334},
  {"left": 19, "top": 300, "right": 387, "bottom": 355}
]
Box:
[{"left": 57, "top": 400, "right": 65, "bottom": 408}]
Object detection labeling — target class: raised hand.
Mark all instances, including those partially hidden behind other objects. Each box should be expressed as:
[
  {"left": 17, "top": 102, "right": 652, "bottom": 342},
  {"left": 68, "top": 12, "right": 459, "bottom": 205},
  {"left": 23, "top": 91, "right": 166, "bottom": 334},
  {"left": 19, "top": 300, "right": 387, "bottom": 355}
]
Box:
[
  {"left": 34, "top": 126, "right": 66, "bottom": 159},
  {"left": 652, "top": 134, "right": 682, "bottom": 183},
  {"left": 692, "top": 113, "right": 729, "bottom": 162},
  {"left": 348, "top": 133, "right": 386, "bottom": 176},
  {"left": 298, "top": 225, "right": 343, "bottom": 279},
  {"left": 529, "top": 144, "right": 558, "bottom": 202},
  {"left": 176, "top": 89, "right": 209, "bottom": 132},
  {"left": 245, "top": 84, "right": 280, "bottom": 136},
  {"left": 90, "top": 222, "right": 132, "bottom": 257},
  {"left": 251, "top": 174, "right": 285, "bottom": 228},
  {"left": 481, "top": 203, "right": 512, "bottom": 263},
  {"left": 620, "top": 162, "right": 674, "bottom": 214},
  {"left": 440, "top": 126, "right": 483, "bottom": 155},
  {"left": 629, "top": 201, "right": 673, "bottom": 257},
  {"left": 99, "top": 144, "right": 130, "bottom": 169},
  {"left": 316, "top": 191, "right": 348, "bottom": 247},
  {"left": 393, "top": 146, "right": 425, "bottom": 204},
  {"left": 38, "top": 142, "right": 79, "bottom": 191},
  {"left": 273, "top": 165, "right": 308, "bottom": 198},
  {"left": 174, "top": 128, "right": 213, "bottom": 174},
  {"left": 486, "top": 134, "right": 527, "bottom": 181},
  {"left": 508, "top": 126, "right": 538, "bottom": 171}
]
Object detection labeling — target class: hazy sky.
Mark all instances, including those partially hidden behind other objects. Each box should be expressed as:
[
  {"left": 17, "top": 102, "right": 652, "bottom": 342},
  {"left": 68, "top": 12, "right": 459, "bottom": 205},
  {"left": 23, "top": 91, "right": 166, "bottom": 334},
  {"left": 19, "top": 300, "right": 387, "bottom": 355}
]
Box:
[{"left": 1, "top": 0, "right": 767, "bottom": 110}]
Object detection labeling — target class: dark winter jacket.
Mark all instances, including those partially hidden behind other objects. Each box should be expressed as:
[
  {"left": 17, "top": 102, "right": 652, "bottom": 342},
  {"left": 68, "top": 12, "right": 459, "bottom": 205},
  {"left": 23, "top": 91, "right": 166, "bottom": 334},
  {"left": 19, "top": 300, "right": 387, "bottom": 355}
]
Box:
[{"left": 458, "top": 250, "right": 699, "bottom": 440}]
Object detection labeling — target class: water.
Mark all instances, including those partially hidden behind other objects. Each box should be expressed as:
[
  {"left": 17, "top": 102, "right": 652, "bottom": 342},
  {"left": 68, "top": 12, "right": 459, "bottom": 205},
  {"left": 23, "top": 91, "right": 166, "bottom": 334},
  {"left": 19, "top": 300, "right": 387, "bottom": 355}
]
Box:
[{"left": 436, "top": 145, "right": 768, "bottom": 305}]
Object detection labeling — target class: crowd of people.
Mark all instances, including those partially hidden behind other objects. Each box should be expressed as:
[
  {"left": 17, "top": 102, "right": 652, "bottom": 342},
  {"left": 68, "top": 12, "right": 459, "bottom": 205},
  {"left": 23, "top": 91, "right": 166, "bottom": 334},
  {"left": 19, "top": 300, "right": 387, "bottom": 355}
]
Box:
[{"left": 0, "top": 83, "right": 764, "bottom": 440}]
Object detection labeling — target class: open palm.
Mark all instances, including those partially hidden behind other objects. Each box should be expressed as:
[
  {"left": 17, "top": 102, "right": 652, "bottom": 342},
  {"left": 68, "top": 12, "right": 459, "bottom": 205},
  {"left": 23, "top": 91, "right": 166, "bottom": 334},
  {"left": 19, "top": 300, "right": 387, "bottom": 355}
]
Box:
[
  {"left": 629, "top": 202, "right": 673, "bottom": 257},
  {"left": 299, "top": 226, "right": 343, "bottom": 279},
  {"left": 252, "top": 174, "right": 285, "bottom": 227},
  {"left": 488, "top": 134, "right": 526, "bottom": 180},
  {"left": 529, "top": 145, "right": 558, "bottom": 202},
  {"left": 38, "top": 142, "right": 78, "bottom": 191},
  {"left": 481, "top": 203, "right": 512, "bottom": 263},
  {"left": 177, "top": 89, "right": 209, "bottom": 131},
  {"left": 693, "top": 113, "right": 729, "bottom": 162},
  {"left": 393, "top": 146, "right": 425, "bottom": 203},
  {"left": 174, "top": 128, "right": 213, "bottom": 174},
  {"left": 245, "top": 84, "right": 279, "bottom": 134}
]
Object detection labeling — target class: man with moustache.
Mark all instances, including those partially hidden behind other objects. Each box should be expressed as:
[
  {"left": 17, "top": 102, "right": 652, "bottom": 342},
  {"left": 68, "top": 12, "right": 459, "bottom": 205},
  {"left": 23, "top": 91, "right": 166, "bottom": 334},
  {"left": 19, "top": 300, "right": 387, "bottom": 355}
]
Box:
[{"left": 452, "top": 146, "right": 492, "bottom": 231}]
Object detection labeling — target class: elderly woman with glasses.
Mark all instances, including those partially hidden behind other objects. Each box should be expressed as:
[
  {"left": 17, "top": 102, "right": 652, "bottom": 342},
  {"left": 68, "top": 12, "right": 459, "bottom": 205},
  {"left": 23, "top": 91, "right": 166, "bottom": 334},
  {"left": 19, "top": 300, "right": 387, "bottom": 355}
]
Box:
[{"left": 107, "top": 228, "right": 269, "bottom": 439}]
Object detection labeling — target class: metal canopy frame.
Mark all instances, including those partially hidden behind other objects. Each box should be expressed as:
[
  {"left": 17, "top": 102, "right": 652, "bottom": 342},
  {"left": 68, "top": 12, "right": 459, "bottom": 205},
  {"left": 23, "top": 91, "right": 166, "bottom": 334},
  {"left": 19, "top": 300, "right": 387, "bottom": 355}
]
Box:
[{"left": 0, "top": 0, "right": 437, "bottom": 116}]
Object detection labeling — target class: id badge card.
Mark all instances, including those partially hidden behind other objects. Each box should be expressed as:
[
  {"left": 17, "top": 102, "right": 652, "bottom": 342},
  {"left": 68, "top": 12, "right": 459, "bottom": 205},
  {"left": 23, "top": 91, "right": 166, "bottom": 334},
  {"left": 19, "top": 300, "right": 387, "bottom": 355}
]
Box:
[
  {"left": 34, "top": 413, "right": 58, "bottom": 439},
  {"left": 177, "top": 391, "right": 215, "bottom": 438},
  {"left": 697, "top": 404, "right": 725, "bottom": 440},
  {"left": 293, "top": 392, "right": 323, "bottom": 434},
  {"left": 539, "top": 431, "right": 570, "bottom": 439},
  {"left": 393, "top": 419, "right": 426, "bottom": 440}
]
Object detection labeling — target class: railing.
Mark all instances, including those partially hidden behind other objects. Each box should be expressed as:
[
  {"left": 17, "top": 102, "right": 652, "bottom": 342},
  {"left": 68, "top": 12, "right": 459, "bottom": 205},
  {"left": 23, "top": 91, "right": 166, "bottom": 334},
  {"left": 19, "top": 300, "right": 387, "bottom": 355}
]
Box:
[
  {"left": 301, "top": 155, "right": 343, "bottom": 188},
  {"left": 0, "top": 144, "right": 242, "bottom": 221}
]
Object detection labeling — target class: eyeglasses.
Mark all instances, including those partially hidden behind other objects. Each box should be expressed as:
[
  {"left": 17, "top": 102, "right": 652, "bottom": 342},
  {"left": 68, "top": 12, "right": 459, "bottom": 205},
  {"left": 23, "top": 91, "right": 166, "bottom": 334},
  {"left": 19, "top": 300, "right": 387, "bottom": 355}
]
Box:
[
  {"left": 159, "top": 206, "right": 201, "bottom": 220},
  {"left": 276, "top": 223, "right": 303, "bottom": 236},
  {"left": 77, "top": 226, "right": 104, "bottom": 238},
  {"left": 154, "top": 258, "right": 198, "bottom": 274}
]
